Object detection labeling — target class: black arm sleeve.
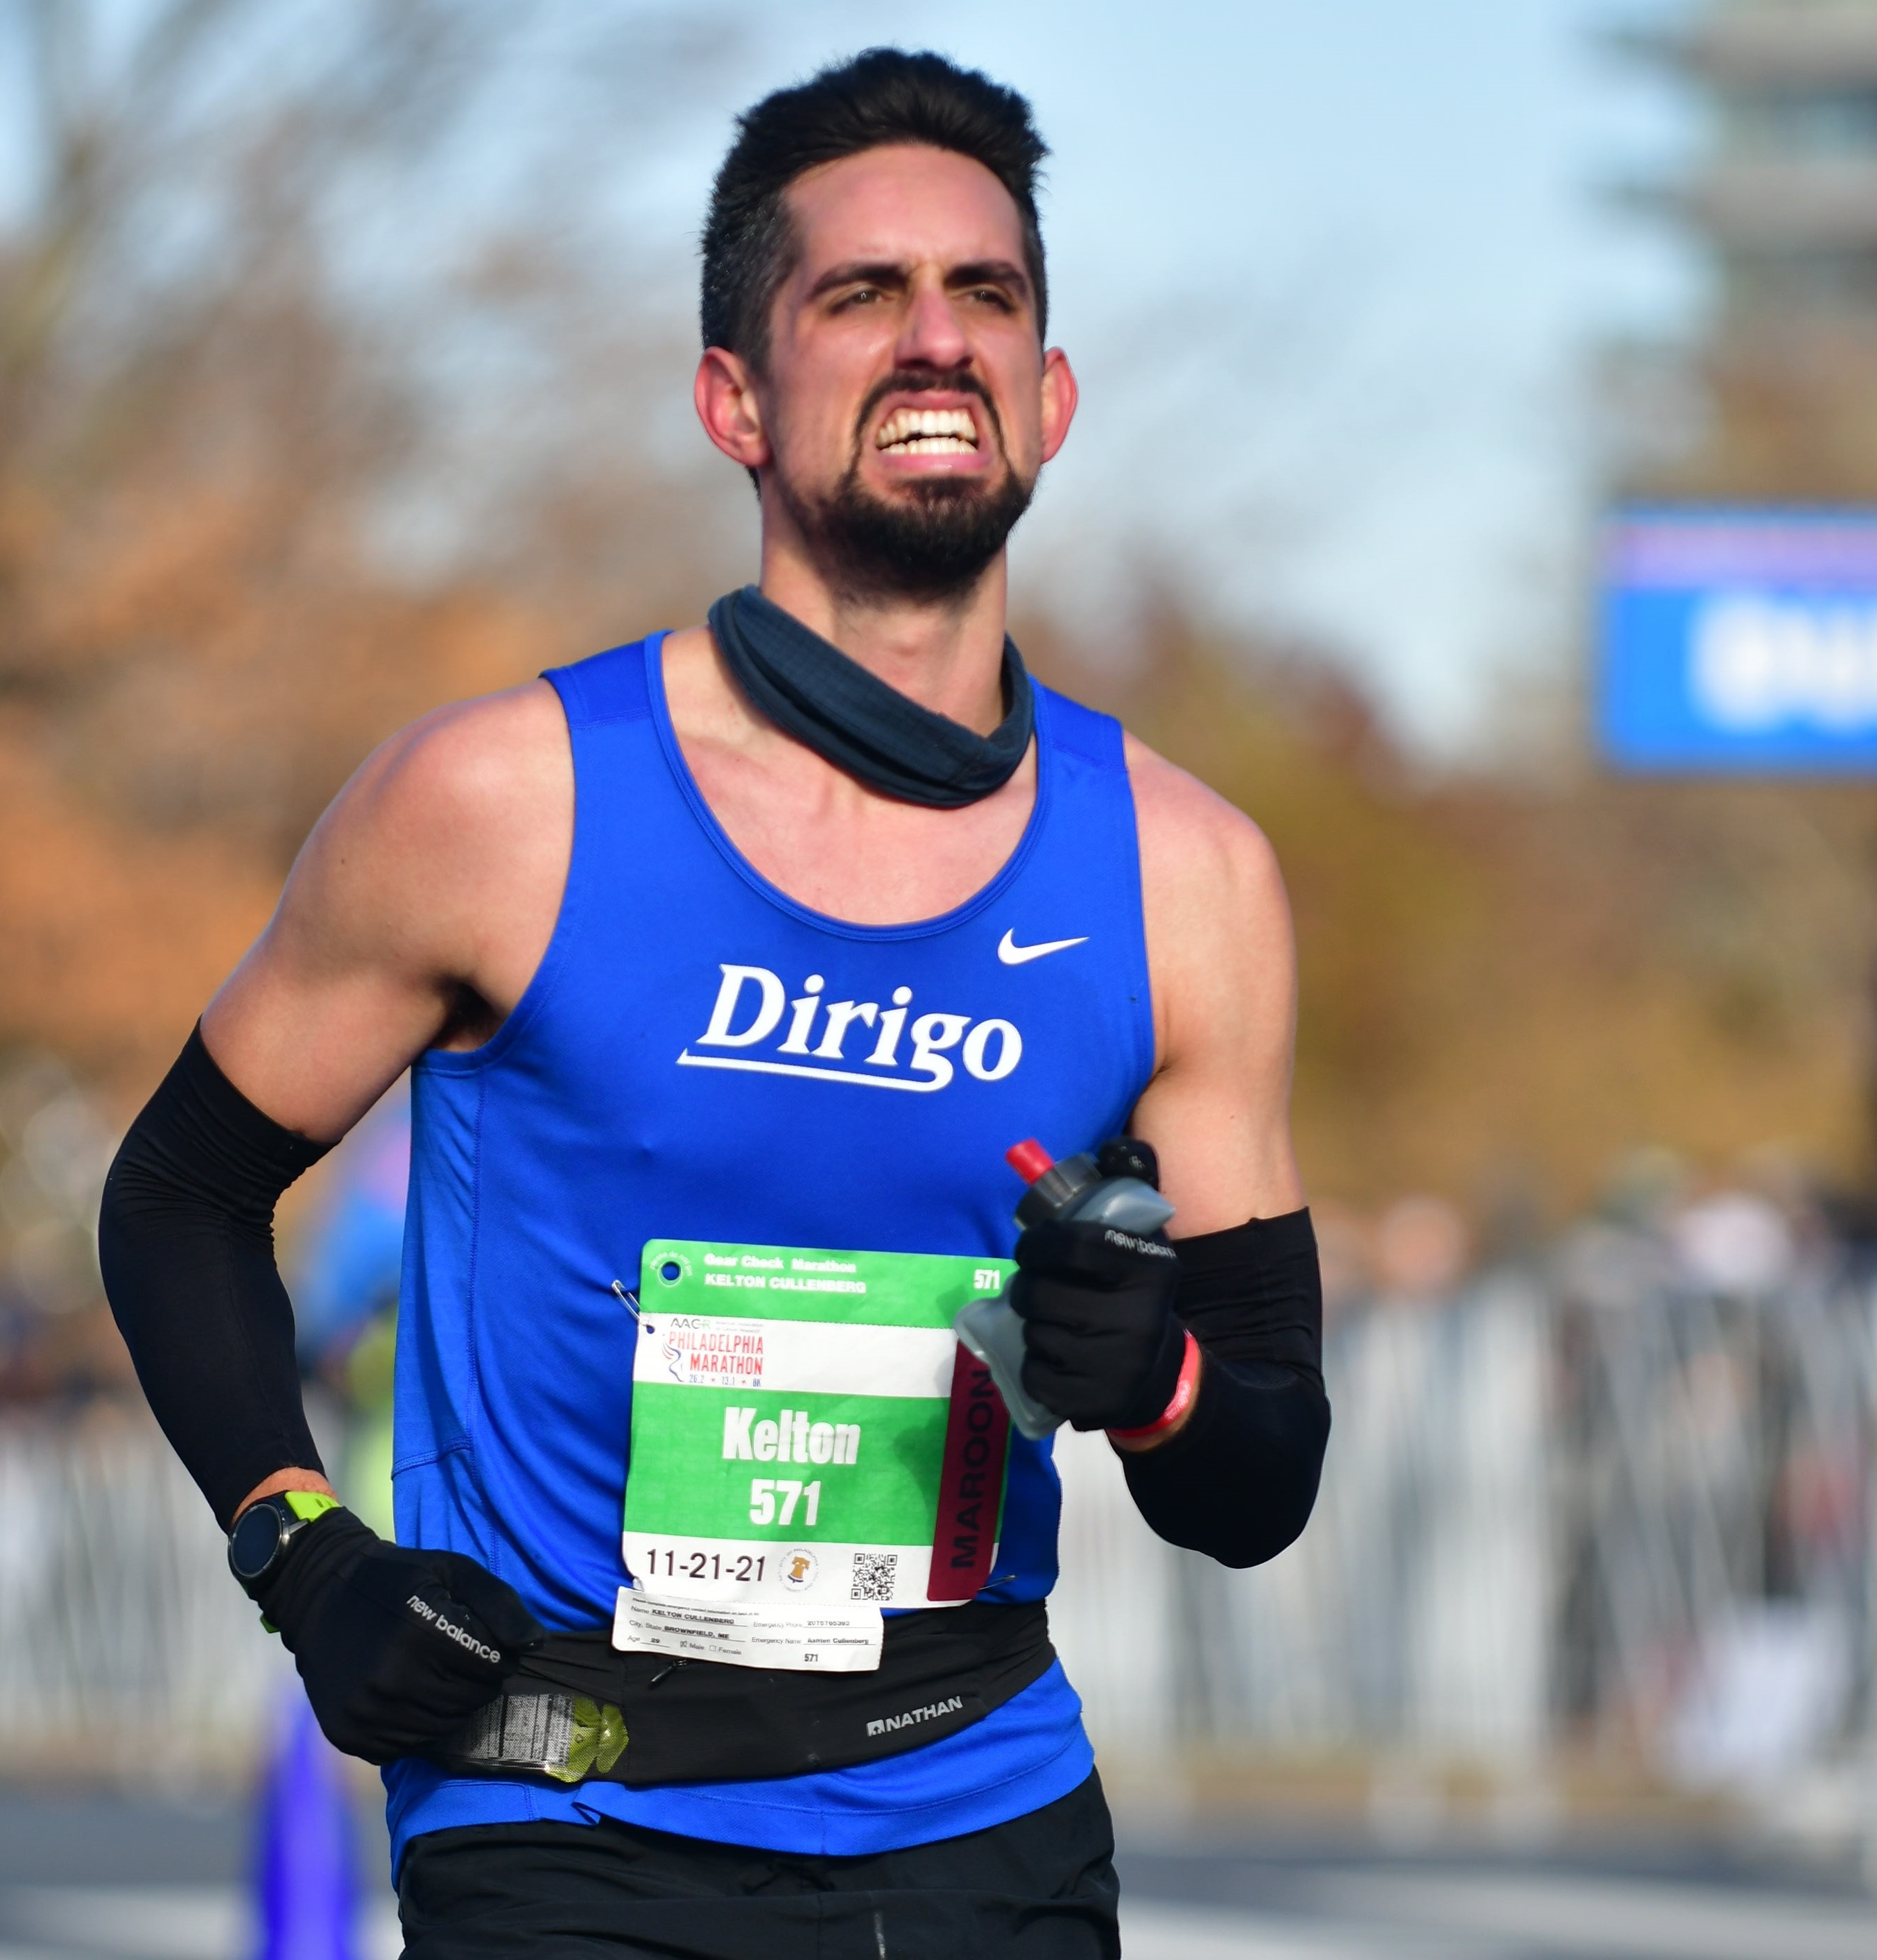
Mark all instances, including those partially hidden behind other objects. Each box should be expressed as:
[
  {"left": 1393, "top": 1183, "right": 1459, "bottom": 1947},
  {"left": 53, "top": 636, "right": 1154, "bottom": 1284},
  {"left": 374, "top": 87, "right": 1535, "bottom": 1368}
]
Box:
[
  {"left": 1120, "top": 1208, "right": 1331, "bottom": 1568},
  {"left": 98, "top": 1026, "right": 334, "bottom": 1530}
]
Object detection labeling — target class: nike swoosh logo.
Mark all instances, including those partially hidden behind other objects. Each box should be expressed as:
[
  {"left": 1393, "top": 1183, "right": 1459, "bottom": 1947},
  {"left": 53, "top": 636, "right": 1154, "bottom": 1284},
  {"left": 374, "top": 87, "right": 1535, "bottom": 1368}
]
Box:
[{"left": 997, "top": 929, "right": 1089, "bottom": 965}]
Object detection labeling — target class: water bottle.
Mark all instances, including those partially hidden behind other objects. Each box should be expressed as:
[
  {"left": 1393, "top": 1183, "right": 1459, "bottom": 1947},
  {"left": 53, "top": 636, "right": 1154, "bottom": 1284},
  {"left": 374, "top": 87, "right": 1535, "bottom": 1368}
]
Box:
[{"left": 955, "top": 1137, "right": 1177, "bottom": 1441}]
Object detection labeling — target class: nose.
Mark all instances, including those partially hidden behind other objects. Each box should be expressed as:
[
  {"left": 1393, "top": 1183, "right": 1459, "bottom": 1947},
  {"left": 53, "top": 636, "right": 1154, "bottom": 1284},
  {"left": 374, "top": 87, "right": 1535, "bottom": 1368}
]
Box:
[{"left": 892, "top": 272, "right": 971, "bottom": 374}]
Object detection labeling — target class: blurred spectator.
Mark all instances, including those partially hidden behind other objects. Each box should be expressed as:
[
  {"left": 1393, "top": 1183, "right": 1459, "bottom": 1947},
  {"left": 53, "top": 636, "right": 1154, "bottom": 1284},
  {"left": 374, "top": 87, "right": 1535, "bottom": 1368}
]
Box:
[
  {"left": 292, "top": 1080, "right": 409, "bottom": 1375},
  {"left": 1310, "top": 1198, "right": 1374, "bottom": 1323},
  {"left": 290, "top": 1081, "right": 410, "bottom": 1538},
  {"left": 1595, "top": 1145, "right": 1688, "bottom": 1232},
  {"left": 0, "top": 1054, "right": 130, "bottom": 1398},
  {"left": 1670, "top": 1191, "right": 1795, "bottom": 1295},
  {"left": 1373, "top": 1195, "right": 1471, "bottom": 1303}
]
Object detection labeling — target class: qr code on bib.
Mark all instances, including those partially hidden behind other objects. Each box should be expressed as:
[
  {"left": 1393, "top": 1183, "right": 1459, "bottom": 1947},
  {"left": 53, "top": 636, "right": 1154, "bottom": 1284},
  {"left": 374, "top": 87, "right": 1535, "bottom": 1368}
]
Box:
[{"left": 850, "top": 1553, "right": 897, "bottom": 1601}]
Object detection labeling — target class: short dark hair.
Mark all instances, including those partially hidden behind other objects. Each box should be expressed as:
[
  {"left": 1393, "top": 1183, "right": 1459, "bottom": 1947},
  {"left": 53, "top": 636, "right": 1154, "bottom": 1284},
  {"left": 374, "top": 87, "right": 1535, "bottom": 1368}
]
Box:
[{"left": 702, "top": 48, "right": 1049, "bottom": 370}]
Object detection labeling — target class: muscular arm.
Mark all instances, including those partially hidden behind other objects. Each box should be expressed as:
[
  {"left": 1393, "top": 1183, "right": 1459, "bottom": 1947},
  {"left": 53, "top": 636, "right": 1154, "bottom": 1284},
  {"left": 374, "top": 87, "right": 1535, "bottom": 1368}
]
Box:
[
  {"left": 204, "top": 680, "right": 572, "bottom": 1141},
  {"left": 1115, "top": 737, "right": 1329, "bottom": 1565},
  {"left": 1127, "top": 734, "right": 1303, "bottom": 1232},
  {"left": 107, "top": 681, "right": 571, "bottom": 1521}
]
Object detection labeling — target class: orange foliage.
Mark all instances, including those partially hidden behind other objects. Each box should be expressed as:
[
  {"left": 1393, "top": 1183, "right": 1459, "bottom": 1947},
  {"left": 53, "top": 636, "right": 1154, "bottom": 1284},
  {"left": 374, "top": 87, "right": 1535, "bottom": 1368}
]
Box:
[
  {"left": 1038, "top": 617, "right": 1876, "bottom": 1217},
  {"left": 3, "top": 1, "right": 1873, "bottom": 1226},
  {"left": 0, "top": 715, "right": 274, "bottom": 1085}
]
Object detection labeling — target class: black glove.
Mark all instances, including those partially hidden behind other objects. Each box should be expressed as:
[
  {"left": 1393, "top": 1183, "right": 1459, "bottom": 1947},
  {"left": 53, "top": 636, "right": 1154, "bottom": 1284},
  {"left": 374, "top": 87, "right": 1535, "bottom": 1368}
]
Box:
[
  {"left": 248, "top": 1507, "right": 544, "bottom": 1764},
  {"left": 1011, "top": 1217, "right": 1184, "bottom": 1432}
]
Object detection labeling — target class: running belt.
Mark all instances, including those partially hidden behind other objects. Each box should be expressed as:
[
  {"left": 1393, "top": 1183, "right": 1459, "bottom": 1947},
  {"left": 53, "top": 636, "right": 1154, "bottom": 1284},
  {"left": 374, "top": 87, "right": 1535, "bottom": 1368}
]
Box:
[{"left": 433, "top": 1601, "right": 1053, "bottom": 1787}]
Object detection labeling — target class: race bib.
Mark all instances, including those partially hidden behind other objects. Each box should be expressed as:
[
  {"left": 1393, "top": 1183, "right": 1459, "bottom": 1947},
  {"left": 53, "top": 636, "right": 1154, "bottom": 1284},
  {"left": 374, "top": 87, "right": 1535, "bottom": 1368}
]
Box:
[{"left": 620, "top": 1238, "right": 1015, "bottom": 1613}]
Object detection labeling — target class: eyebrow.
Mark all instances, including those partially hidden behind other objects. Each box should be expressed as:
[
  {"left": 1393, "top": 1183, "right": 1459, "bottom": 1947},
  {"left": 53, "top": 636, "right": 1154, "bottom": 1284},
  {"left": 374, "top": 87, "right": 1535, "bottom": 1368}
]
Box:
[
  {"left": 804, "top": 257, "right": 1032, "bottom": 304},
  {"left": 946, "top": 259, "right": 1030, "bottom": 297}
]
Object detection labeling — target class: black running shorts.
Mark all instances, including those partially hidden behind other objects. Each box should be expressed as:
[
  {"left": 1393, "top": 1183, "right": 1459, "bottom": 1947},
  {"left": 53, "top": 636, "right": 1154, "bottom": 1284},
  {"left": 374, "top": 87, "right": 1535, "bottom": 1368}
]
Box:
[{"left": 395, "top": 1770, "right": 1121, "bottom": 1959}]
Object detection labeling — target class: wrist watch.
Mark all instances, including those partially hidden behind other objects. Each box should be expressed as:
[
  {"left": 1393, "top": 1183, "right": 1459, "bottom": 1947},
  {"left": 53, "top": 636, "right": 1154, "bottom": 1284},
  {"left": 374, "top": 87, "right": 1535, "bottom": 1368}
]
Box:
[{"left": 227, "top": 1490, "right": 339, "bottom": 1590}]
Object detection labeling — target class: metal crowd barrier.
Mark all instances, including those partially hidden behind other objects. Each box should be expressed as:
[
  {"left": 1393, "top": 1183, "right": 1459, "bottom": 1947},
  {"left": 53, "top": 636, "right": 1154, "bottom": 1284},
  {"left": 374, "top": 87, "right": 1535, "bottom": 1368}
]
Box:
[
  {"left": 0, "top": 1411, "right": 289, "bottom": 1780},
  {"left": 1, "top": 1226, "right": 1871, "bottom": 1850},
  {"left": 1053, "top": 1226, "right": 1876, "bottom": 1847}
]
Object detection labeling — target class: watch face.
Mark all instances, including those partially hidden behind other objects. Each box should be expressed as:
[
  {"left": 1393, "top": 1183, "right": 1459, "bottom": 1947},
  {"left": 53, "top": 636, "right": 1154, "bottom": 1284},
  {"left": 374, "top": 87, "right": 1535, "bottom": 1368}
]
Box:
[{"left": 230, "top": 1502, "right": 285, "bottom": 1581}]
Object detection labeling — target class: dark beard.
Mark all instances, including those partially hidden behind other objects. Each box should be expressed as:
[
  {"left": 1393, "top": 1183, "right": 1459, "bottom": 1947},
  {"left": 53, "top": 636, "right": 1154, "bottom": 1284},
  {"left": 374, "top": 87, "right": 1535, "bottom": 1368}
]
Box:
[
  {"left": 778, "top": 395, "right": 1035, "bottom": 602},
  {"left": 815, "top": 471, "right": 1034, "bottom": 603}
]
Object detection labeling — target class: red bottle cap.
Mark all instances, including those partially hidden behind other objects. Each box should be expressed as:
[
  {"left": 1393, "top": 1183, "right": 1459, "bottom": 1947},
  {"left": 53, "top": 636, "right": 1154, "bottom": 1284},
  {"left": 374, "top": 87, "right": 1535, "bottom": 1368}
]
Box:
[{"left": 1005, "top": 1139, "right": 1055, "bottom": 1185}]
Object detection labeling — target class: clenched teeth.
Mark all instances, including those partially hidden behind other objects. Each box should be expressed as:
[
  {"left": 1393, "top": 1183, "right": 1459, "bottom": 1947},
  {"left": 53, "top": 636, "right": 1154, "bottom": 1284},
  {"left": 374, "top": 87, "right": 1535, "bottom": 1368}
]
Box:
[{"left": 875, "top": 406, "right": 978, "bottom": 453}]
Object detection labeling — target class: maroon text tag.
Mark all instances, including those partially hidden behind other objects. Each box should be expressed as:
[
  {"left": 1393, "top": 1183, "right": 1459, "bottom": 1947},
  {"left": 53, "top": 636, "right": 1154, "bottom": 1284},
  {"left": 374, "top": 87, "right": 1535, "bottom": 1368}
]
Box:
[{"left": 926, "top": 1343, "right": 1011, "bottom": 1601}]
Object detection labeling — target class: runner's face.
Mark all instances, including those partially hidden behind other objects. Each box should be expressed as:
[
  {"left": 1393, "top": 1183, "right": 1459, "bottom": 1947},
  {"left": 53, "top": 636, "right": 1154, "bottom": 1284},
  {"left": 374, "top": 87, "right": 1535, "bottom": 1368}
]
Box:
[{"left": 756, "top": 144, "right": 1075, "bottom": 544}]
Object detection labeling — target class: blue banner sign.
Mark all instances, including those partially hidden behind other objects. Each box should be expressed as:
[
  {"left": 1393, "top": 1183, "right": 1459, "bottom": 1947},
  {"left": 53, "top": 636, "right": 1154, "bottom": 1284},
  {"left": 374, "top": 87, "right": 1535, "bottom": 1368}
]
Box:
[{"left": 1600, "top": 508, "right": 1877, "bottom": 771}]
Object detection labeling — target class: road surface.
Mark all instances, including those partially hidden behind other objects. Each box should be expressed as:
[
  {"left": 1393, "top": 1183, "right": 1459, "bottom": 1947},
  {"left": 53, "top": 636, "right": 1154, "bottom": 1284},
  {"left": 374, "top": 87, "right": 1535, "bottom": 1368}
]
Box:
[{"left": 0, "top": 1791, "right": 1871, "bottom": 1958}]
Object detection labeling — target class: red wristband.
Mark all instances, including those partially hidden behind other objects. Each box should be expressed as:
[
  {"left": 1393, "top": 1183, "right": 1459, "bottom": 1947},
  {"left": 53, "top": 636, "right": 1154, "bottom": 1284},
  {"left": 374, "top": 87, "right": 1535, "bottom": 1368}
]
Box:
[{"left": 1107, "top": 1329, "right": 1202, "bottom": 1443}]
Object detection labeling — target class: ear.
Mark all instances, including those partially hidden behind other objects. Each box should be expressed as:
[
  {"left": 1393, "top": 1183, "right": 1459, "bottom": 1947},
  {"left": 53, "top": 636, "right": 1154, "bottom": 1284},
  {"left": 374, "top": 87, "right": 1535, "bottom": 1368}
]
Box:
[
  {"left": 1039, "top": 347, "right": 1078, "bottom": 465},
  {"left": 695, "top": 347, "right": 772, "bottom": 471}
]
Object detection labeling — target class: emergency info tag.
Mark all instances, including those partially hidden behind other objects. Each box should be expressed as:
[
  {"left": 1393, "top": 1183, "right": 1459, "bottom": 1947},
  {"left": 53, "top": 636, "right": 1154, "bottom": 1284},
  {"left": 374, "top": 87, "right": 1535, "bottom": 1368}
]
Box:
[{"left": 612, "top": 1586, "right": 884, "bottom": 1673}]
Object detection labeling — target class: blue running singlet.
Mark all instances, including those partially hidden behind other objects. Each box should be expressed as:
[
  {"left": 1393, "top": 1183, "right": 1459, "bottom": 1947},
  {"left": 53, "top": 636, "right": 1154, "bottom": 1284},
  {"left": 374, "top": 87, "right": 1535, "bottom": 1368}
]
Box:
[{"left": 382, "top": 633, "right": 1156, "bottom": 1869}]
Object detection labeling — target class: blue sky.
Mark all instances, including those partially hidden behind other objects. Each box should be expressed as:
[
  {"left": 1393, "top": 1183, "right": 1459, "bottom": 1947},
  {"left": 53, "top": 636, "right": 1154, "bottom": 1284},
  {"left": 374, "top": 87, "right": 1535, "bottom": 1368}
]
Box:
[{"left": 0, "top": 0, "right": 1706, "bottom": 757}]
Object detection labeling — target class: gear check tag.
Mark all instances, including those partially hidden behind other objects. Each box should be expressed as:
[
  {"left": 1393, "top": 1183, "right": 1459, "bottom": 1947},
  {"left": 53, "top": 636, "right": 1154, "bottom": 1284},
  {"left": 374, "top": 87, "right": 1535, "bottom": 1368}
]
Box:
[
  {"left": 621, "top": 1238, "right": 1015, "bottom": 1616},
  {"left": 612, "top": 1588, "right": 885, "bottom": 1672}
]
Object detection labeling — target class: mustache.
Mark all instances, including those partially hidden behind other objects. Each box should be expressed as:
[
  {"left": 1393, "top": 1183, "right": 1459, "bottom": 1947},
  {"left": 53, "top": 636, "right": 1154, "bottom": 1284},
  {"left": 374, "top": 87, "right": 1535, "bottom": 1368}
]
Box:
[{"left": 853, "top": 368, "right": 1007, "bottom": 454}]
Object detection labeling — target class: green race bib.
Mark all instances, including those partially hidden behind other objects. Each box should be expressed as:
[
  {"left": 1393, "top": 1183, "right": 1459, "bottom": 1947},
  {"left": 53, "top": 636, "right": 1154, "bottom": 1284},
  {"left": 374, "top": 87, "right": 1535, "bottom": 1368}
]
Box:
[{"left": 623, "top": 1239, "right": 1014, "bottom": 1608}]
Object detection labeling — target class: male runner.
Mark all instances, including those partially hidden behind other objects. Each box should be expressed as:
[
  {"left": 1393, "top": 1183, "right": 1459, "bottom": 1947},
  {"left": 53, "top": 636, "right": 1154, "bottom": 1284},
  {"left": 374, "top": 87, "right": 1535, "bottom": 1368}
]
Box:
[{"left": 100, "top": 49, "right": 1329, "bottom": 1959}]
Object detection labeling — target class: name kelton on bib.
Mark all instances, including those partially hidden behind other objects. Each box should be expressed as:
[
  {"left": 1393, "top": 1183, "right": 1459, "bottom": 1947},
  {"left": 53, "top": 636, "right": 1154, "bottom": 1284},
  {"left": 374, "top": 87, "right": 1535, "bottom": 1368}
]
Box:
[{"left": 618, "top": 1238, "right": 1015, "bottom": 1667}]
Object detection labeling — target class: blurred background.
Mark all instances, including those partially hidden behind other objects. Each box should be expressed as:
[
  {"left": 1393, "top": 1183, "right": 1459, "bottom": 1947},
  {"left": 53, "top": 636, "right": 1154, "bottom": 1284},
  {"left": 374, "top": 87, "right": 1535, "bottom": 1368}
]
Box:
[{"left": 4, "top": 0, "right": 1877, "bottom": 1954}]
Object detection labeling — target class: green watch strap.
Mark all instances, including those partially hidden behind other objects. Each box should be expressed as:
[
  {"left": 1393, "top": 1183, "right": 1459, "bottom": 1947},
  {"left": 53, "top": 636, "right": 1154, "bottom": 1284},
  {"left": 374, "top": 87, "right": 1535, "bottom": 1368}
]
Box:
[{"left": 284, "top": 1490, "right": 340, "bottom": 1523}]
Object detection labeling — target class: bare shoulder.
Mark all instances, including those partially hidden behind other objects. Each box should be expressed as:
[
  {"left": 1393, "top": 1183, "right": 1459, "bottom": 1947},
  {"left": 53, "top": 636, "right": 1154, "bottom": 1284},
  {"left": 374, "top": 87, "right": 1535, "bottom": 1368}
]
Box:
[
  {"left": 284, "top": 678, "right": 571, "bottom": 949},
  {"left": 1123, "top": 730, "right": 1290, "bottom": 948},
  {"left": 205, "top": 679, "right": 572, "bottom": 1133},
  {"left": 331, "top": 678, "right": 570, "bottom": 857}
]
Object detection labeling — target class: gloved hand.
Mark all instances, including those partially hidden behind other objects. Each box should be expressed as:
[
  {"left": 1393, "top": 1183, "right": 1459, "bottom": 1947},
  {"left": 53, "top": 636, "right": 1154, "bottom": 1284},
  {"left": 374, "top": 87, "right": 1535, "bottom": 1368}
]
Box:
[
  {"left": 1010, "top": 1217, "right": 1184, "bottom": 1432},
  {"left": 246, "top": 1507, "right": 544, "bottom": 1763}
]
